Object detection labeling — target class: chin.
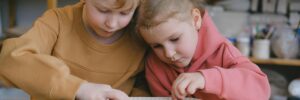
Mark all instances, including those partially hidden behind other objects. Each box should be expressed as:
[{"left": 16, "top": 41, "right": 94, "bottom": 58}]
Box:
[
  {"left": 99, "top": 33, "right": 114, "bottom": 38},
  {"left": 174, "top": 63, "right": 189, "bottom": 68}
]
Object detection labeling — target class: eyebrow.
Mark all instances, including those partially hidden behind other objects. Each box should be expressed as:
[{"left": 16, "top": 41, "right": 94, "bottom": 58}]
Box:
[
  {"left": 148, "top": 33, "right": 181, "bottom": 45},
  {"left": 169, "top": 33, "right": 181, "bottom": 39}
]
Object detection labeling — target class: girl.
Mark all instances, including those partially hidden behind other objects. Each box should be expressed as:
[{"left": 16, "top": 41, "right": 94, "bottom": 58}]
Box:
[
  {"left": 0, "top": 0, "right": 148, "bottom": 99},
  {"left": 137, "top": 0, "right": 270, "bottom": 99}
]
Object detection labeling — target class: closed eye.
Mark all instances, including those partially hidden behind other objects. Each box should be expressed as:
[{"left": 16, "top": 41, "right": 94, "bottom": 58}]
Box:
[
  {"left": 120, "top": 11, "right": 130, "bottom": 15},
  {"left": 98, "top": 9, "right": 110, "bottom": 13},
  {"left": 152, "top": 44, "right": 162, "bottom": 48},
  {"left": 170, "top": 37, "right": 179, "bottom": 42}
]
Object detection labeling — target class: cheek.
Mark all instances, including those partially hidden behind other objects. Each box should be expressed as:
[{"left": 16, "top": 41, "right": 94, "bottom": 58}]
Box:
[
  {"left": 178, "top": 37, "right": 197, "bottom": 57},
  {"left": 188, "top": 36, "right": 198, "bottom": 57},
  {"left": 88, "top": 12, "right": 105, "bottom": 28},
  {"left": 118, "top": 16, "right": 132, "bottom": 27}
]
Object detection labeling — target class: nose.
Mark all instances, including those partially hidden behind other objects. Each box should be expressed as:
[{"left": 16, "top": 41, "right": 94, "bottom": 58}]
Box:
[
  {"left": 164, "top": 47, "right": 176, "bottom": 60},
  {"left": 105, "top": 15, "right": 117, "bottom": 29}
]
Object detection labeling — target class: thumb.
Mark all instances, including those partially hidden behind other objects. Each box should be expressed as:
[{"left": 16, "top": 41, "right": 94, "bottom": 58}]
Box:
[{"left": 106, "top": 89, "right": 129, "bottom": 100}]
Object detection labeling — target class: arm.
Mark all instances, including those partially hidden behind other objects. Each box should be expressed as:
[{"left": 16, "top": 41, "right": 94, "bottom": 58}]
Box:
[
  {"left": 76, "top": 82, "right": 129, "bottom": 100},
  {"left": 171, "top": 72, "right": 205, "bottom": 99},
  {"left": 200, "top": 43, "right": 271, "bottom": 100},
  {"left": 130, "top": 71, "right": 151, "bottom": 97},
  {"left": 145, "top": 61, "right": 171, "bottom": 97},
  {"left": 0, "top": 10, "right": 84, "bottom": 99},
  {"left": 0, "top": 9, "right": 130, "bottom": 100}
]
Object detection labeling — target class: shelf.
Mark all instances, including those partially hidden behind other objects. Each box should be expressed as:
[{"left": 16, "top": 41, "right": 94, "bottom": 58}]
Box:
[{"left": 250, "top": 58, "right": 300, "bottom": 67}]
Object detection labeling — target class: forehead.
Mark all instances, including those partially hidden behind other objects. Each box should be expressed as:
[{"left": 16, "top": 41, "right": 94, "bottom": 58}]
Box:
[
  {"left": 89, "top": 0, "right": 137, "bottom": 10},
  {"left": 141, "top": 19, "right": 190, "bottom": 43}
]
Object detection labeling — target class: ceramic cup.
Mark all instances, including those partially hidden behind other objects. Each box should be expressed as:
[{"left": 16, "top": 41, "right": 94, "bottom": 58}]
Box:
[
  {"left": 237, "top": 37, "right": 250, "bottom": 57},
  {"left": 253, "top": 39, "right": 270, "bottom": 59}
]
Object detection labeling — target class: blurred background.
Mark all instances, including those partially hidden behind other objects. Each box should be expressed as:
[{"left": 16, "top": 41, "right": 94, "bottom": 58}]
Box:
[{"left": 0, "top": 0, "right": 300, "bottom": 100}]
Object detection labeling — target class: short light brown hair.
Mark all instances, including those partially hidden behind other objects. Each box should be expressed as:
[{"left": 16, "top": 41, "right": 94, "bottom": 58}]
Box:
[{"left": 137, "top": 0, "right": 205, "bottom": 32}]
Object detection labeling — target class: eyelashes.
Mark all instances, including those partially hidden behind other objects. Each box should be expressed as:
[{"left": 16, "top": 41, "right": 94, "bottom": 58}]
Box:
[
  {"left": 170, "top": 37, "right": 179, "bottom": 42},
  {"left": 151, "top": 37, "right": 180, "bottom": 49}
]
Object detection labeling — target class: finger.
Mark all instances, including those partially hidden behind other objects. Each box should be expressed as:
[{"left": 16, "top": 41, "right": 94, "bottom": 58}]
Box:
[
  {"left": 171, "top": 90, "right": 178, "bottom": 100},
  {"left": 186, "top": 80, "right": 199, "bottom": 95},
  {"left": 172, "top": 80, "right": 182, "bottom": 99},
  {"left": 172, "top": 85, "right": 185, "bottom": 100},
  {"left": 173, "top": 78, "right": 188, "bottom": 99},
  {"left": 94, "top": 95, "right": 106, "bottom": 100},
  {"left": 176, "top": 78, "right": 190, "bottom": 96},
  {"left": 172, "top": 87, "right": 182, "bottom": 100},
  {"left": 98, "top": 84, "right": 112, "bottom": 89},
  {"left": 108, "top": 89, "right": 129, "bottom": 100},
  {"left": 106, "top": 89, "right": 129, "bottom": 100}
]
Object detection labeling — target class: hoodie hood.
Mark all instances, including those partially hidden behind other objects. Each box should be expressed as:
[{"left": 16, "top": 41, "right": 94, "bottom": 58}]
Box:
[
  {"left": 188, "top": 10, "right": 226, "bottom": 72},
  {"left": 146, "top": 10, "right": 227, "bottom": 96}
]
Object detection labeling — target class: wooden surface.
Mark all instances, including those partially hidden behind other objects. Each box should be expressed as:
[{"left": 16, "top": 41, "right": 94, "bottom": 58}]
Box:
[
  {"left": 129, "top": 97, "right": 199, "bottom": 100},
  {"left": 47, "top": 0, "right": 57, "bottom": 9},
  {"left": 250, "top": 58, "right": 300, "bottom": 67},
  {"left": 0, "top": 39, "right": 3, "bottom": 52},
  {"left": 8, "top": 0, "right": 16, "bottom": 28}
]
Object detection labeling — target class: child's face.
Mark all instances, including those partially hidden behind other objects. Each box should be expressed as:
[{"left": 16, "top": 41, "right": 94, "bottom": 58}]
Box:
[
  {"left": 85, "top": 0, "right": 137, "bottom": 38},
  {"left": 141, "top": 18, "right": 199, "bottom": 68}
]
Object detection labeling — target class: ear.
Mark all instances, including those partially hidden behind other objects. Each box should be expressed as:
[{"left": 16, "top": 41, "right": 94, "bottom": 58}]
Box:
[{"left": 192, "top": 8, "right": 202, "bottom": 31}]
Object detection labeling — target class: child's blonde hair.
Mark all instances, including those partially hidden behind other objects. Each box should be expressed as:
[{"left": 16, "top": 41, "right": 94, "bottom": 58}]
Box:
[
  {"left": 85, "top": 0, "right": 140, "bottom": 9},
  {"left": 108, "top": 0, "right": 140, "bottom": 10},
  {"left": 137, "top": 0, "right": 205, "bottom": 32},
  {"left": 84, "top": 0, "right": 140, "bottom": 35}
]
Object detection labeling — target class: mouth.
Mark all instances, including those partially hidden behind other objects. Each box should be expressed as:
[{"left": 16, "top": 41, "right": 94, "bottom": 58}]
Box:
[
  {"left": 172, "top": 58, "right": 182, "bottom": 63},
  {"left": 171, "top": 58, "right": 189, "bottom": 68},
  {"left": 103, "top": 30, "right": 113, "bottom": 34}
]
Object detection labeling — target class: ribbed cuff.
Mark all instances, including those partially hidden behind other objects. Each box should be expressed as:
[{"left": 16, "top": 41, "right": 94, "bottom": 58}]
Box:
[
  {"left": 199, "top": 67, "right": 223, "bottom": 95},
  {"left": 50, "top": 75, "right": 85, "bottom": 99}
]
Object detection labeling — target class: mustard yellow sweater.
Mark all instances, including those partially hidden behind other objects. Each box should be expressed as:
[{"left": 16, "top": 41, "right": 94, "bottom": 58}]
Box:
[{"left": 0, "top": 2, "right": 147, "bottom": 100}]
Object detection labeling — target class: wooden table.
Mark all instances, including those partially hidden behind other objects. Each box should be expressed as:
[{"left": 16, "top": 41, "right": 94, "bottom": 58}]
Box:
[{"left": 129, "top": 97, "right": 199, "bottom": 100}]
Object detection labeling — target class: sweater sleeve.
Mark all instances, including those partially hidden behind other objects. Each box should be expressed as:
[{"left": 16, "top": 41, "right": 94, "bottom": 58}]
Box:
[
  {"left": 130, "top": 71, "right": 151, "bottom": 97},
  {"left": 130, "top": 60, "right": 151, "bottom": 97},
  {"left": 0, "top": 9, "right": 85, "bottom": 99},
  {"left": 199, "top": 43, "right": 271, "bottom": 100}
]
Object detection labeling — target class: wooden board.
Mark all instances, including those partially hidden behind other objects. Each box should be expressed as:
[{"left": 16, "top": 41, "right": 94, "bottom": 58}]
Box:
[
  {"left": 130, "top": 97, "right": 199, "bottom": 100},
  {"left": 250, "top": 58, "right": 300, "bottom": 67}
]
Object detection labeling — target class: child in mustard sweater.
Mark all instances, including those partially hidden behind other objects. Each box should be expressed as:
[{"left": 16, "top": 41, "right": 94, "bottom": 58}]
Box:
[{"left": 0, "top": 0, "right": 148, "bottom": 99}]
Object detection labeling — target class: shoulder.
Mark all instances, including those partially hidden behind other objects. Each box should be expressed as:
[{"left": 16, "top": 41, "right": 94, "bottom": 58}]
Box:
[
  {"left": 220, "top": 41, "right": 251, "bottom": 66},
  {"left": 54, "top": 2, "right": 84, "bottom": 22},
  {"left": 36, "top": 2, "right": 83, "bottom": 26},
  {"left": 223, "top": 41, "right": 243, "bottom": 59}
]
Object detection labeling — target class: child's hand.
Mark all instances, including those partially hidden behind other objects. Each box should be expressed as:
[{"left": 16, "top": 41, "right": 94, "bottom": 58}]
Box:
[
  {"left": 171, "top": 72, "right": 205, "bottom": 100},
  {"left": 76, "top": 82, "right": 129, "bottom": 100}
]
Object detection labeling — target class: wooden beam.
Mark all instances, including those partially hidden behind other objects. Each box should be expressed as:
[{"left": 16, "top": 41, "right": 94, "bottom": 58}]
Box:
[
  {"left": 47, "top": 0, "right": 57, "bottom": 9},
  {"left": 8, "top": 0, "right": 16, "bottom": 28}
]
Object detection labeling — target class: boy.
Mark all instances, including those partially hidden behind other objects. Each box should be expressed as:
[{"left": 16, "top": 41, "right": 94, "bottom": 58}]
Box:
[{"left": 137, "top": 0, "right": 270, "bottom": 99}]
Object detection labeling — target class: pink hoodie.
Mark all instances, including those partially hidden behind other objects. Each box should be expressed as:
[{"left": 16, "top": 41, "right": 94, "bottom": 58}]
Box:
[{"left": 145, "top": 11, "right": 270, "bottom": 100}]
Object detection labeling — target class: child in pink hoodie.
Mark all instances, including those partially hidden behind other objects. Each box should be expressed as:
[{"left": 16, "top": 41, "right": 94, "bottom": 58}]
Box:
[{"left": 137, "top": 0, "right": 270, "bottom": 99}]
